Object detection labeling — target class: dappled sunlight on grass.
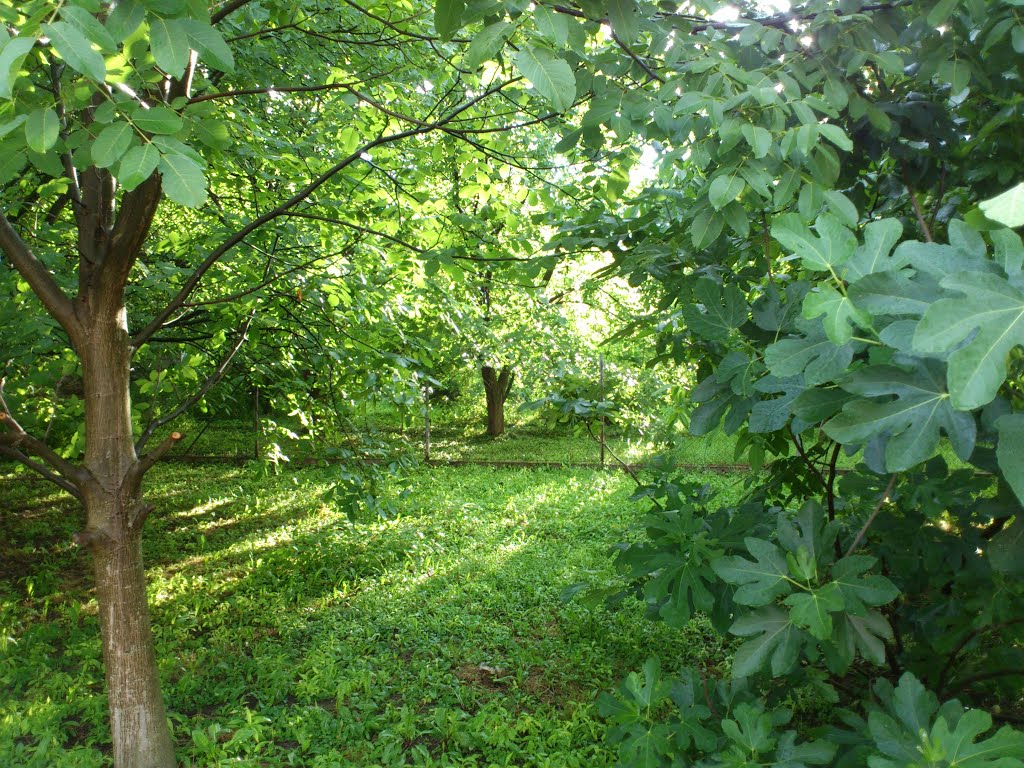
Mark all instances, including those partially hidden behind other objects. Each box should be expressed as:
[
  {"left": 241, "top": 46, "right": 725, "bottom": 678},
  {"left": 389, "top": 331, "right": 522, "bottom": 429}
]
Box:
[{"left": 0, "top": 462, "right": 735, "bottom": 766}]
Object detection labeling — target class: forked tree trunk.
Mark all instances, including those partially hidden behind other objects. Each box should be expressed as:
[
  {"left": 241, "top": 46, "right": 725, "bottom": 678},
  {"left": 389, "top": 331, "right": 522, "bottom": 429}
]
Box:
[
  {"left": 78, "top": 311, "right": 177, "bottom": 768},
  {"left": 481, "top": 365, "right": 513, "bottom": 437}
]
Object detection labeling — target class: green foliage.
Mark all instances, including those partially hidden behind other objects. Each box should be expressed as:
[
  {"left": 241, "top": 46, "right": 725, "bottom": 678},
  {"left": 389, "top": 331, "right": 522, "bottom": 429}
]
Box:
[
  {"left": 0, "top": 463, "right": 732, "bottom": 766},
  {"left": 496, "top": 0, "right": 1024, "bottom": 762}
]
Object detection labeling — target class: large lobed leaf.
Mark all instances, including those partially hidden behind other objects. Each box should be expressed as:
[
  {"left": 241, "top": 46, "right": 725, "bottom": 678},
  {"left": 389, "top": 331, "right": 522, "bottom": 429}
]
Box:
[
  {"left": 824, "top": 360, "right": 977, "bottom": 471},
  {"left": 915, "top": 272, "right": 1024, "bottom": 410}
]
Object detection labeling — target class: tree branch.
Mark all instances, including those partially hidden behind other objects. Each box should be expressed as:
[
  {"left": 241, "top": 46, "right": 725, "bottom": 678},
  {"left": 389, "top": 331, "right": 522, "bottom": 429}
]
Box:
[
  {"left": 126, "top": 432, "right": 184, "bottom": 490},
  {"left": 188, "top": 81, "right": 361, "bottom": 104},
  {"left": 902, "top": 161, "right": 933, "bottom": 242},
  {"left": 135, "top": 310, "right": 256, "bottom": 453},
  {"left": 132, "top": 78, "right": 518, "bottom": 349},
  {"left": 211, "top": 0, "right": 254, "bottom": 24},
  {"left": 0, "top": 445, "right": 83, "bottom": 501},
  {"left": 0, "top": 411, "right": 89, "bottom": 490},
  {"left": 0, "top": 211, "right": 81, "bottom": 344},
  {"left": 611, "top": 32, "right": 665, "bottom": 83},
  {"left": 846, "top": 474, "right": 898, "bottom": 556}
]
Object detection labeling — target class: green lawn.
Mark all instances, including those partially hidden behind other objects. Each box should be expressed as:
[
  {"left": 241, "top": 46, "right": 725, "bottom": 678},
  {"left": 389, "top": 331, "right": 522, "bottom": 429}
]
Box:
[
  {"left": 0, "top": 461, "right": 744, "bottom": 767},
  {"left": 159, "top": 406, "right": 745, "bottom": 469}
]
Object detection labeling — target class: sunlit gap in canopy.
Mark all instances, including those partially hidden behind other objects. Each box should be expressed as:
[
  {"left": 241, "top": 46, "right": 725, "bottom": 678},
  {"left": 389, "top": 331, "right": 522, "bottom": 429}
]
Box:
[
  {"left": 629, "top": 0, "right": 793, "bottom": 187},
  {"left": 710, "top": 0, "right": 791, "bottom": 21}
]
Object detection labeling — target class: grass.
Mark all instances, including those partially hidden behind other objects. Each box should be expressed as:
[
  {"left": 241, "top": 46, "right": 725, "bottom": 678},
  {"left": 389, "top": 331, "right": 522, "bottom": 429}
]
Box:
[
  {"left": 0, "top": 460, "right": 746, "bottom": 767},
  {"left": 160, "top": 404, "right": 745, "bottom": 469}
]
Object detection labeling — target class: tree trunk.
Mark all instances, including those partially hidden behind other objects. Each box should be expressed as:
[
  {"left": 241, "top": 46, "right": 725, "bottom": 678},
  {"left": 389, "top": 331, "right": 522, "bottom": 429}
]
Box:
[
  {"left": 88, "top": 501, "right": 176, "bottom": 768},
  {"left": 79, "top": 312, "right": 177, "bottom": 768},
  {"left": 481, "top": 365, "right": 513, "bottom": 437}
]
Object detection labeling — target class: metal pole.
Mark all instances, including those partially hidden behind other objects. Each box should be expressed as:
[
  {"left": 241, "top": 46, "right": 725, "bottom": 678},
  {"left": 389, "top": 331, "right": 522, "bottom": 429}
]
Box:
[
  {"left": 599, "top": 354, "right": 606, "bottom": 467},
  {"left": 424, "top": 387, "right": 431, "bottom": 463},
  {"left": 253, "top": 386, "right": 261, "bottom": 460}
]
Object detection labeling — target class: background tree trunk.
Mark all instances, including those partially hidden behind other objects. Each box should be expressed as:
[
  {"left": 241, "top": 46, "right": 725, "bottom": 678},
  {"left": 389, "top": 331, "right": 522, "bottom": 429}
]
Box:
[{"left": 481, "top": 365, "right": 513, "bottom": 437}]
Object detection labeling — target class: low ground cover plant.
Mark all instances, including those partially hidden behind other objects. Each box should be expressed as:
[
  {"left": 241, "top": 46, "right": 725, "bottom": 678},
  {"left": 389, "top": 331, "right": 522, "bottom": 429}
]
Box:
[{"left": 0, "top": 462, "right": 740, "bottom": 766}]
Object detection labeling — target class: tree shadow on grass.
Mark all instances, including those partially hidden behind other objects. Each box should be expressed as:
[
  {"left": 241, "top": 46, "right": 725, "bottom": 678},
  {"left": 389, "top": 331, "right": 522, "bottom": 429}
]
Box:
[{"left": 1, "top": 464, "right": 722, "bottom": 765}]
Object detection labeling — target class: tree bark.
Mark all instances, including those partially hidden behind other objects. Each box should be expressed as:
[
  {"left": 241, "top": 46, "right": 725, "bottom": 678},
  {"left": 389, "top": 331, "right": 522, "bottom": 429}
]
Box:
[
  {"left": 88, "top": 501, "right": 176, "bottom": 768},
  {"left": 481, "top": 365, "right": 513, "bottom": 437},
  {"left": 78, "top": 313, "right": 177, "bottom": 768}
]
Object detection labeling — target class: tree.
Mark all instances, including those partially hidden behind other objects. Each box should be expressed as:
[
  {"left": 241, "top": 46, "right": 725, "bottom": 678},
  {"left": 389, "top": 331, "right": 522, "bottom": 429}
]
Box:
[
  {"left": 0, "top": 2, "right": 575, "bottom": 763},
  {"left": 471, "top": 0, "right": 1024, "bottom": 763}
]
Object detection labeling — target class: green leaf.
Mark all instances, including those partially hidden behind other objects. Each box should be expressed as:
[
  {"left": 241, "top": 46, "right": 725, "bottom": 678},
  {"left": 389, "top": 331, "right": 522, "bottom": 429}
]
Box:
[
  {"left": 179, "top": 18, "right": 235, "bottom": 72},
  {"left": 930, "top": 710, "right": 1024, "bottom": 767},
  {"left": 927, "top": 0, "right": 961, "bottom": 26},
  {"left": 741, "top": 124, "right": 772, "bottom": 159},
  {"left": 772, "top": 213, "right": 856, "bottom": 273},
  {"left": 825, "top": 361, "right": 977, "bottom": 471},
  {"left": 818, "top": 122, "right": 852, "bottom": 152},
  {"left": 91, "top": 121, "right": 134, "bottom": 168},
  {"left": 607, "top": 0, "right": 641, "bottom": 44},
  {"left": 996, "top": 414, "right": 1024, "bottom": 506},
  {"left": 844, "top": 218, "right": 906, "bottom": 281},
  {"left": 988, "top": 519, "right": 1024, "bottom": 577},
  {"left": 681, "top": 278, "right": 747, "bottom": 342},
  {"left": 0, "top": 148, "right": 27, "bottom": 185},
  {"left": 465, "top": 21, "right": 512, "bottom": 69},
  {"left": 691, "top": 208, "right": 724, "bottom": 249},
  {"left": 106, "top": 0, "right": 145, "bottom": 40},
  {"left": 831, "top": 556, "right": 899, "bottom": 611},
  {"left": 151, "top": 17, "right": 191, "bottom": 77},
  {"left": 713, "top": 537, "right": 792, "bottom": 606},
  {"left": 158, "top": 152, "right": 208, "bottom": 207},
  {"left": 784, "top": 583, "right": 844, "bottom": 640},
  {"left": 992, "top": 228, "right": 1024, "bottom": 274},
  {"left": 848, "top": 270, "right": 939, "bottom": 317},
  {"left": 708, "top": 174, "right": 745, "bottom": 210},
  {"left": 722, "top": 201, "right": 751, "bottom": 238},
  {"left": 534, "top": 5, "right": 568, "bottom": 46},
  {"left": 749, "top": 376, "right": 803, "bottom": 433},
  {"left": 824, "top": 189, "right": 858, "bottom": 228},
  {"left": 777, "top": 502, "right": 838, "bottom": 570},
  {"left": 42, "top": 21, "right": 107, "bottom": 82},
  {"left": 765, "top": 320, "right": 854, "bottom": 386},
  {"left": 980, "top": 182, "right": 1024, "bottom": 228},
  {"left": 802, "top": 285, "right": 870, "bottom": 345},
  {"left": 434, "top": 0, "right": 465, "bottom": 41},
  {"left": 193, "top": 118, "right": 231, "bottom": 150},
  {"left": 512, "top": 45, "right": 576, "bottom": 112},
  {"left": 0, "top": 37, "right": 36, "bottom": 100},
  {"left": 915, "top": 271, "right": 1024, "bottom": 409},
  {"left": 117, "top": 143, "right": 160, "bottom": 190},
  {"left": 59, "top": 6, "right": 118, "bottom": 52},
  {"left": 721, "top": 703, "right": 775, "bottom": 753},
  {"left": 937, "top": 58, "right": 970, "bottom": 93},
  {"left": 25, "top": 108, "right": 60, "bottom": 154},
  {"left": 729, "top": 606, "right": 803, "bottom": 677},
  {"left": 826, "top": 611, "right": 893, "bottom": 671},
  {"left": 0, "top": 114, "right": 26, "bottom": 139},
  {"left": 131, "top": 106, "right": 184, "bottom": 135}
]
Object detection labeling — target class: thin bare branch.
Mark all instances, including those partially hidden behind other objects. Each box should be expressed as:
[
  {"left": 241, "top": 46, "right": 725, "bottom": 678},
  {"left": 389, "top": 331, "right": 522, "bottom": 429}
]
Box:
[
  {"left": 0, "top": 411, "right": 89, "bottom": 489},
  {"left": 0, "top": 212, "right": 81, "bottom": 343},
  {"left": 0, "top": 445, "right": 83, "bottom": 500},
  {"left": 133, "top": 78, "right": 518, "bottom": 349},
  {"left": 135, "top": 311, "right": 256, "bottom": 453},
  {"left": 846, "top": 474, "right": 899, "bottom": 556}
]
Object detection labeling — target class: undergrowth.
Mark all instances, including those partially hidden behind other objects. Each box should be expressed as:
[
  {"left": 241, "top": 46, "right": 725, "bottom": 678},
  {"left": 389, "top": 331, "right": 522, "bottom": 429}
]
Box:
[{"left": 0, "top": 462, "right": 744, "bottom": 766}]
